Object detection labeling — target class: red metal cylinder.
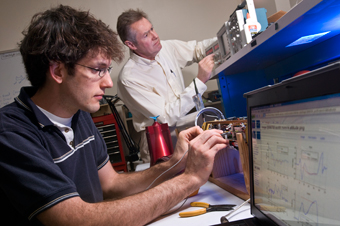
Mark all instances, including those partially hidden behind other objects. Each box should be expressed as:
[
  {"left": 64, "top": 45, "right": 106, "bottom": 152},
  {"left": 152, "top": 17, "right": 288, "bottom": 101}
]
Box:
[{"left": 146, "top": 118, "right": 173, "bottom": 166}]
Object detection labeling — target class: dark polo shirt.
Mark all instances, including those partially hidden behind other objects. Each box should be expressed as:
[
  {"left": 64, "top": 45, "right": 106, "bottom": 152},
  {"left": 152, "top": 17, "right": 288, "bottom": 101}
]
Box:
[{"left": 0, "top": 87, "right": 109, "bottom": 225}]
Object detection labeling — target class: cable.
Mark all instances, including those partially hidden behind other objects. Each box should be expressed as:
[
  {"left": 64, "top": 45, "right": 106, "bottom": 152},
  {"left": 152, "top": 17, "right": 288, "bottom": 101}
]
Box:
[
  {"left": 145, "top": 149, "right": 189, "bottom": 190},
  {"left": 103, "top": 95, "right": 140, "bottom": 164},
  {"left": 230, "top": 0, "right": 247, "bottom": 18},
  {"left": 161, "top": 198, "right": 188, "bottom": 217},
  {"left": 144, "top": 149, "right": 190, "bottom": 216}
]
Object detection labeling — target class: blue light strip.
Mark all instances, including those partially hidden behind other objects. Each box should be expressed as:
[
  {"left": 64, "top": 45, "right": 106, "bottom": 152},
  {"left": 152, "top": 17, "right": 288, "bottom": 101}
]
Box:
[{"left": 286, "top": 32, "right": 330, "bottom": 47}]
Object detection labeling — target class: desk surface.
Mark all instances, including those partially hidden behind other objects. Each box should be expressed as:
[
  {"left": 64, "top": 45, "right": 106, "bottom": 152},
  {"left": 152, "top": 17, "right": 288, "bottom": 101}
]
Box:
[{"left": 147, "top": 181, "right": 253, "bottom": 226}]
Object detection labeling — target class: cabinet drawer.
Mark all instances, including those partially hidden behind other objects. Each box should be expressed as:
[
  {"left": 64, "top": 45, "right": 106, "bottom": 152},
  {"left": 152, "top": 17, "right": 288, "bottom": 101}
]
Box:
[
  {"left": 96, "top": 124, "right": 116, "bottom": 133},
  {"left": 109, "top": 152, "right": 122, "bottom": 164}
]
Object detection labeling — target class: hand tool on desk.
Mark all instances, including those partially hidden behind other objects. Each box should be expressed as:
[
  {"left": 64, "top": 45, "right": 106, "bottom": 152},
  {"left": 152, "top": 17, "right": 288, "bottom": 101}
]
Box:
[
  {"left": 220, "top": 198, "right": 250, "bottom": 223},
  {"left": 179, "top": 202, "right": 236, "bottom": 217}
]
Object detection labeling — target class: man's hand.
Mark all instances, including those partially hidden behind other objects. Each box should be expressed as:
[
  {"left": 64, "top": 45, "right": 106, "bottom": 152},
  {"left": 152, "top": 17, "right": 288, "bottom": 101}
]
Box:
[
  {"left": 184, "top": 129, "right": 228, "bottom": 186},
  {"left": 197, "top": 54, "right": 215, "bottom": 83},
  {"left": 171, "top": 126, "right": 203, "bottom": 171},
  {"left": 171, "top": 127, "right": 228, "bottom": 185}
]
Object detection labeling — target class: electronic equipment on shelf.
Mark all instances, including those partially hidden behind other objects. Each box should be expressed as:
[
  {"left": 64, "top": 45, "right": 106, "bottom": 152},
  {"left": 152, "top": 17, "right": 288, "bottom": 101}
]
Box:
[
  {"left": 207, "top": 0, "right": 267, "bottom": 67},
  {"left": 205, "top": 40, "right": 222, "bottom": 66}
]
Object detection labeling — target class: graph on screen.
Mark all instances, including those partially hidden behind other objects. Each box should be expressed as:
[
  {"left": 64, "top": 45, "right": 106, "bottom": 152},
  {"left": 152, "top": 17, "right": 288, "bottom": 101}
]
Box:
[{"left": 251, "top": 93, "right": 340, "bottom": 226}]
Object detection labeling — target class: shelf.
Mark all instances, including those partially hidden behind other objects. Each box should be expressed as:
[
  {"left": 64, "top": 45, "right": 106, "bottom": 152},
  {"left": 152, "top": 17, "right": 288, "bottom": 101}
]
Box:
[
  {"left": 213, "top": 0, "right": 340, "bottom": 118},
  {"left": 212, "top": 0, "right": 340, "bottom": 80}
]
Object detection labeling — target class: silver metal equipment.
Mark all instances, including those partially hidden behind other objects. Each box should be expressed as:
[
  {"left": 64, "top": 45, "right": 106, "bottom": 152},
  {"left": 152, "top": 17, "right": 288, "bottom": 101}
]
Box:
[{"left": 194, "top": 107, "right": 225, "bottom": 128}]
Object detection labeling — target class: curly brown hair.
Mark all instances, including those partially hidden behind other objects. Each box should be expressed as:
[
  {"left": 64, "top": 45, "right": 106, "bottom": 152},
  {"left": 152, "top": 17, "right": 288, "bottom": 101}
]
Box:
[
  {"left": 117, "top": 9, "right": 149, "bottom": 44},
  {"left": 19, "top": 5, "right": 124, "bottom": 88}
]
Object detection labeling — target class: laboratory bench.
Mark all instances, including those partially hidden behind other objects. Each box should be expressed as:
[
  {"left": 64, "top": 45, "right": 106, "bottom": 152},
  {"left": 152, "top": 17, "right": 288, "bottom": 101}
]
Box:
[
  {"left": 134, "top": 162, "right": 252, "bottom": 226},
  {"left": 147, "top": 180, "right": 252, "bottom": 226},
  {"left": 89, "top": 1, "right": 340, "bottom": 224}
]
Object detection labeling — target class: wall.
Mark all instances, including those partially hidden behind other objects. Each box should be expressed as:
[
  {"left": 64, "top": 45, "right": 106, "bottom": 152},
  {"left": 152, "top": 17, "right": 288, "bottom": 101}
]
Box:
[{"left": 0, "top": 0, "right": 287, "bottom": 96}]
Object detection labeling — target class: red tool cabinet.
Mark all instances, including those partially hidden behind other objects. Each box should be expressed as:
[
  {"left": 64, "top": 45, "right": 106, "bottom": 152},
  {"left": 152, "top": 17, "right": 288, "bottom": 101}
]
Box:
[{"left": 92, "top": 114, "right": 127, "bottom": 172}]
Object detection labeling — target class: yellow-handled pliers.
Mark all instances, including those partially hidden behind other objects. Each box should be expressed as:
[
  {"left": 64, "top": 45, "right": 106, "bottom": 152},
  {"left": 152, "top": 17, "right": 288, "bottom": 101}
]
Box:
[{"left": 179, "top": 202, "right": 235, "bottom": 217}]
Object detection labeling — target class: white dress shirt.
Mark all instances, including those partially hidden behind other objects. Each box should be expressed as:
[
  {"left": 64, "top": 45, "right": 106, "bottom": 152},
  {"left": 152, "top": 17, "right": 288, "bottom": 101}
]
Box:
[{"left": 117, "top": 39, "right": 216, "bottom": 132}]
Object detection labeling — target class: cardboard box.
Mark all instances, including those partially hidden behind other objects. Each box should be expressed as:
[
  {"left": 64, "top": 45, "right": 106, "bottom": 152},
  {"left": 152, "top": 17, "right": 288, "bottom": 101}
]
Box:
[{"left": 267, "top": 10, "right": 286, "bottom": 24}]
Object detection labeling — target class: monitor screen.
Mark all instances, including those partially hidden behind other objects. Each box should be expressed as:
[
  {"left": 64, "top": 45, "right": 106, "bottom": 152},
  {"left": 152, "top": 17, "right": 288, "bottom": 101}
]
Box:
[{"left": 250, "top": 92, "right": 340, "bottom": 225}]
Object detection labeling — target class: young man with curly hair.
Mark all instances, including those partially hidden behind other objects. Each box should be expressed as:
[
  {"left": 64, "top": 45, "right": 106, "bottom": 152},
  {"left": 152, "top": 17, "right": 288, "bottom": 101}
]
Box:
[{"left": 0, "top": 5, "right": 227, "bottom": 225}]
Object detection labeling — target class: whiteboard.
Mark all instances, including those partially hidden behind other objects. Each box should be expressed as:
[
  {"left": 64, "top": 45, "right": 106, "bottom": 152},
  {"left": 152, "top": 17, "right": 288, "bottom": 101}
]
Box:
[{"left": 0, "top": 49, "right": 31, "bottom": 108}]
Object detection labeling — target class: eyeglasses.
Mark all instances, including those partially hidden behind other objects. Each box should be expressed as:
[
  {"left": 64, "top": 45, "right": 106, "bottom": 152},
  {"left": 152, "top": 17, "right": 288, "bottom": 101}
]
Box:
[{"left": 74, "top": 63, "right": 112, "bottom": 77}]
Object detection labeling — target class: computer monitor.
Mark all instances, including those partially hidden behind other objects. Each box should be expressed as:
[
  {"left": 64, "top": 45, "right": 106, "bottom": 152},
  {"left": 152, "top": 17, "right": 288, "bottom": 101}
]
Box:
[{"left": 244, "top": 62, "right": 340, "bottom": 226}]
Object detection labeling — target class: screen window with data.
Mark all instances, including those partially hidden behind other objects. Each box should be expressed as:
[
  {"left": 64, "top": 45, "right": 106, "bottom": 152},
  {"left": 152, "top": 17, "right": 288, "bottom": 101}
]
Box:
[{"left": 251, "top": 93, "right": 340, "bottom": 226}]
